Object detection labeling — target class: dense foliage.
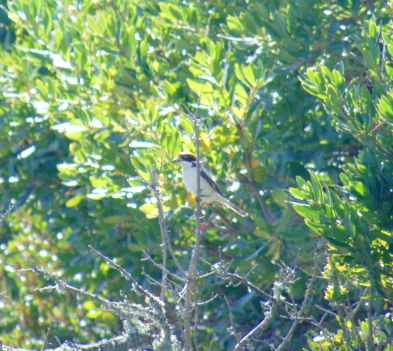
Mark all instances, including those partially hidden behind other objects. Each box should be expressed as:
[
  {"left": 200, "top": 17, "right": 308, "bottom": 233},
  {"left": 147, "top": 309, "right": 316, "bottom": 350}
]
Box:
[{"left": 1, "top": 0, "right": 393, "bottom": 350}]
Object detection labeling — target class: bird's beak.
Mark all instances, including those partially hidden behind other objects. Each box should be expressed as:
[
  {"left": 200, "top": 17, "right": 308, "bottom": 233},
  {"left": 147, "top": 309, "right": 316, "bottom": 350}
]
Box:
[{"left": 172, "top": 156, "right": 180, "bottom": 163}]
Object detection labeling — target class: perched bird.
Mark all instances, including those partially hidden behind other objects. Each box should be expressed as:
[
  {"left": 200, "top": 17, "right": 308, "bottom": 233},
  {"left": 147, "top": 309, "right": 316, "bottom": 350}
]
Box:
[{"left": 172, "top": 151, "right": 248, "bottom": 217}]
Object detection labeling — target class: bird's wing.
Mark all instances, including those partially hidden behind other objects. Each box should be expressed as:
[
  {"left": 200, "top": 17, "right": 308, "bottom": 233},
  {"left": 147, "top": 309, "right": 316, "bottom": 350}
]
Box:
[{"left": 200, "top": 168, "right": 224, "bottom": 197}]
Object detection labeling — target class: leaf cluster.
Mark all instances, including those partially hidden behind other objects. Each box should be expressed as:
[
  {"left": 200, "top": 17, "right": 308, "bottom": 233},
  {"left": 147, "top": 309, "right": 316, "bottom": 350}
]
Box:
[{"left": 1, "top": 0, "right": 393, "bottom": 350}]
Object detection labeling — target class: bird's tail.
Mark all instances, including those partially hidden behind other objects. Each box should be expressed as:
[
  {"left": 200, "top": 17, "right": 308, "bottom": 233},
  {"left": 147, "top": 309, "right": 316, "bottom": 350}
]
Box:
[{"left": 220, "top": 198, "right": 248, "bottom": 217}]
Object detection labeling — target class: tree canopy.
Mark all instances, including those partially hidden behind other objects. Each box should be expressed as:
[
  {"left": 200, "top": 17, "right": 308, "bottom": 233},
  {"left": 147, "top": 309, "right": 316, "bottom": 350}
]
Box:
[{"left": 1, "top": 0, "right": 393, "bottom": 350}]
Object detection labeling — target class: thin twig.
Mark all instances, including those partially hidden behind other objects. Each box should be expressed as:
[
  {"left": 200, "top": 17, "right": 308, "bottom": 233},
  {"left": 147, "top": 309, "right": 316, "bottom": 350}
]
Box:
[
  {"left": 152, "top": 165, "right": 168, "bottom": 301},
  {"left": 224, "top": 296, "right": 241, "bottom": 343},
  {"left": 142, "top": 250, "right": 185, "bottom": 282},
  {"left": 234, "top": 299, "right": 278, "bottom": 350},
  {"left": 184, "top": 87, "right": 204, "bottom": 350},
  {"left": 40, "top": 318, "right": 53, "bottom": 351},
  {"left": 196, "top": 294, "right": 218, "bottom": 306},
  {"left": 315, "top": 304, "right": 338, "bottom": 317},
  {"left": 0, "top": 204, "right": 14, "bottom": 223},
  {"left": 206, "top": 333, "right": 217, "bottom": 351},
  {"left": 329, "top": 258, "right": 365, "bottom": 348},
  {"left": 275, "top": 254, "right": 318, "bottom": 351},
  {"left": 210, "top": 207, "right": 238, "bottom": 231},
  {"left": 141, "top": 267, "right": 183, "bottom": 292},
  {"left": 136, "top": 169, "right": 187, "bottom": 278},
  {"left": 193, "top": 281, "right": 199, "bottom": 351},
  {"left": 88, "top": 246, "right": 164, "bottom": 305},
  {"left": 367, "top": 282, "right": 375, "bottom": 351},
  {"left": 225, "top": 272, "right": 273, "bottom": 299}
]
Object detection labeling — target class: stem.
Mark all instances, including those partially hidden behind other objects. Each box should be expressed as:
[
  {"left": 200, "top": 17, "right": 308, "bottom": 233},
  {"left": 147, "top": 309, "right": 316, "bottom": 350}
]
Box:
[
  {"left": 151, "top": 166, "right": 168, "bottom": 301},
  {"left": 367, "top": 282, "right": 375, "bottom": 351},
  {"left": 136, "top": 169, "right": 187, "bottom": 278},
  {"left": 184, "top": 109, "right": 203, "bottom": 350}
]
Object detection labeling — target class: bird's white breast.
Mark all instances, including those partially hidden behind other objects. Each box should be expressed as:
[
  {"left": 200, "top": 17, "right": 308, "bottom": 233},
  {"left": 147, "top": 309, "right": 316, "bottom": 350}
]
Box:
[
  {"left": 182, "top": 166, "right": 198, "bottom": 194},
  {"left": 182, "top": 166, "right": 216, "bottom": 203}
]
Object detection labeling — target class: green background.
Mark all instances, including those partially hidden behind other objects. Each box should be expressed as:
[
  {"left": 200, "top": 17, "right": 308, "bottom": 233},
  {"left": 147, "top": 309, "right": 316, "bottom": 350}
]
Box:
[{"left": 1, "top": 0, "right": 393, "bottom": 349}]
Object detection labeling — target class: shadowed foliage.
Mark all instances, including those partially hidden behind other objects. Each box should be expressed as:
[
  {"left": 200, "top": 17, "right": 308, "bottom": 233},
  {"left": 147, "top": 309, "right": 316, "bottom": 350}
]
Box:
[{"left": 1, "top": 0, "right": 393, "bottom": 350}]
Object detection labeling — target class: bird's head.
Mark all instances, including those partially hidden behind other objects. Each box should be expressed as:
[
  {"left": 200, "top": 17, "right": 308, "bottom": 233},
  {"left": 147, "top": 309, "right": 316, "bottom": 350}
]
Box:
[{"left": 172, "top": 151, "right": 197, "bottom": 168}]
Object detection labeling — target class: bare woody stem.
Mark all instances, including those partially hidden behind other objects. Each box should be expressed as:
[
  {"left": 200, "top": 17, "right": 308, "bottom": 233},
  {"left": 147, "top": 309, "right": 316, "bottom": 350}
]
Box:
[
  {"left": 136, "top": 169, "right": 186, "bottom": 279},
  {"left": 184, "top": 107, "right": 203, "bottom": 350},
  {"left": 151, "top": 166, "right": 168, "bottom": 301}
]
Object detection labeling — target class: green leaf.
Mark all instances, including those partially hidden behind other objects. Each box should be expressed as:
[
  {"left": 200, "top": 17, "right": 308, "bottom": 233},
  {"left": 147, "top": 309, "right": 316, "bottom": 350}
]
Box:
[
  {"left": 139, "top": 203, "right": 156, "bottom": 214},
  {"left": 378, "top": 93, "right": 393, "bottom": 121},
  {"left": 310, "top": 172, "right": 323, "bottom": 203},
  {"left": 296, "top": 176, "right": 307, "bottom": 189},
  {"left": 86, "top": 309, "right": 103, "bottom": 319},
  {"left": 163, "top": 80, "right": 179, "bottom": 97},
  {"left": 289, "top": 188, "right": 308, "bottom": 200},
  {"left": 328, "top": 225, "right": 350, "bottom": 242},
  {"left": 83, "top": 301, "right": 96, "bottom": 310},
  {"left": 353, "top": 181, "right": 370, "bottom": 197},
  {"left": 131, "top": 156, "right": 151, "bottom": 174},
  {"left": 226, "top": 15, "right": 244, "bottom": 33},
  {"left": 65, "top": 194, "right": 84, "bottom": 207},
  {"left": 253, "top": 228, "right": 270, "bottom": 238},
  {"left": 305, "top": 220, "right": 326, "bottom": 235},
  {"left": 271, "top": 12, "right": 287, "bottom": 38},
  {"left": 89, "top": 175, "right": 111, "bottom": 188},
  {"left": 325, "top": 236, "right": 350, "bottom": 248},
  {"left": 235, "top": 64, "right": 249, "bottom": 87},
  {"left": 251, "top": 164, "right": 267, "bottom": 181},
  {"left": 272, "top": 188, "right": 288, "bottom": 208},
  {"left": 139, "top": 203, "right": 158, "bottom": 218},
  {"left": 332, "top": 69, "right": 344, "bottom": 88},
  {"left": 363, "top": 48, "right": 377, "bottom": 71},
  {"left": 242, "top": 11, "right": 261, "bottom": 36},
  {"left": 293, "top": 205, "right": 321, "bottom": 222},
  {"left": 86, "top": 15, "right": 103, "bottom": 35},
  {"left": 186, "top": 78, "right": 213, "bottom": 95},
  {"left": 74, "top": 42, "right": 88, "bottom": 70},
  {"left": 360, "top": 321, "right": 369, "bottom": 335},
  {"left": 161, "top": 124, "right": 182, "bottom": 156},
  {"left": 234, "top": 83, "right": 248, "bottom": 105},
  {"left": 54, "top": 29, "right": 69, "bottom": 56},
  {"left": 242, "top": 65, "right": 256, "bottom": 86},
  {"left": 326, "top": 84, "right": 343, "bottom": 114},
  {"left": 159, "top": 3, "right": 184, "bottom": 22},
  {"left": 167, "top": 4, "right": 185, "bottom": 22}
]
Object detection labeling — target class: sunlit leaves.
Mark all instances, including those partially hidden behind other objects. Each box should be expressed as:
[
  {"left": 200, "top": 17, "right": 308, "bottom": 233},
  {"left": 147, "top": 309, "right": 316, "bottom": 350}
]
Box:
[
  {"left": 293, "top": 19, "right": 393, "bottom": 310},
  {"left": 139, "top": 203, "right": 159, "bottom": 218},
  {"left": 226, "top": 15, "right": 244, "bottom": 34},
  {"left": 2, "top": 0, "right": 393, "bottom": 349},
  {"left": 377, "top": 91, "right": 393, "bottom": 122},
  {"left": 66, "top": 194, "right": 84, "bottom": 207},
  {"left": 53, "top": 30, "right": 69, "bottom": 56}
]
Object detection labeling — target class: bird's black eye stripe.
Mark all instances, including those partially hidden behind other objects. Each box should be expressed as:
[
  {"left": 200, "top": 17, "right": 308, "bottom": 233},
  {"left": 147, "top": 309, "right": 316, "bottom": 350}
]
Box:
[{"left": 181, "top": 155, "right": 197, "bottom": 163}]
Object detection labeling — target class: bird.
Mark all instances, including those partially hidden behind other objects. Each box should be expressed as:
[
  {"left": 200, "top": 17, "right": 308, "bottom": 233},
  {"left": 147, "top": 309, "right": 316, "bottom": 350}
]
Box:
[{"left": 172, "top": 151, "right": 248, "bottom": 217}]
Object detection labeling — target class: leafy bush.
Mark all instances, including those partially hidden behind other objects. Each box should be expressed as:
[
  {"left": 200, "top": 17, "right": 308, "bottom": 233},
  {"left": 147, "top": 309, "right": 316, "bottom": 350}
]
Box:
[{"left": 0, "top": 0, "right": 393, "bottom": 350}]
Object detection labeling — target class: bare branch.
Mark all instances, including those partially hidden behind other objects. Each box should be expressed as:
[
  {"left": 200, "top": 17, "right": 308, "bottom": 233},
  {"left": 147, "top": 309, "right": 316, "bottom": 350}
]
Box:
[
  {"left": 183, "top": 91, "right": 204, "bottom": 349},
  {"left": 135, "top": 169, "right": 187, "bottom": 278},
  {"left": 0, "top": 204, "right": 14, "bottom": 223},
  {"left": 234, "top": 299, "right": 278, "bottom": 350},
  {"left": 142, "top": 250, "right": 185, "bottom": 283},
  {"left": 224, "top": 295, "right": 241, "bottom": 343},
  {"left": 40, "top": 318, "right": 53, "bottom": 351}
]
